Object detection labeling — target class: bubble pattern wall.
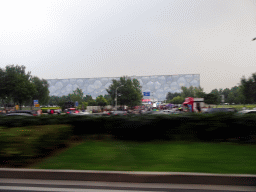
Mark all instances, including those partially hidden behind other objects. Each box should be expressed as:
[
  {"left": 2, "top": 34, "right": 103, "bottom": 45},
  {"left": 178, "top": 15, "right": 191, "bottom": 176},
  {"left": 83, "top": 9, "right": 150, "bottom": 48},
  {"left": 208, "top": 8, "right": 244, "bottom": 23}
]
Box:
[{"left": 46, "top": 74, "right": 200, "bottom": 101}]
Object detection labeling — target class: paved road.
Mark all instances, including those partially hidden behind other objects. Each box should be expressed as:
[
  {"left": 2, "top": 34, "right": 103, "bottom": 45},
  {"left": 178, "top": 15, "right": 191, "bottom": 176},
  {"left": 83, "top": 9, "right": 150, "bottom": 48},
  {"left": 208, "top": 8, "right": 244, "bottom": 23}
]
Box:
[{"left": 0, "top": 179, "right": 255, "bottom": 192}]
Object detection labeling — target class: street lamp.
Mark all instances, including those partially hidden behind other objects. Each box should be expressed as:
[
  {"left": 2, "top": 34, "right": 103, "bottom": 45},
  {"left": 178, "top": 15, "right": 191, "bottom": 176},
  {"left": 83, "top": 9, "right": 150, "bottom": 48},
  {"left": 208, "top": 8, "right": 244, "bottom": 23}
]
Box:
[{"left": 115, "top": 85, "right": 124, "bottom": 111}]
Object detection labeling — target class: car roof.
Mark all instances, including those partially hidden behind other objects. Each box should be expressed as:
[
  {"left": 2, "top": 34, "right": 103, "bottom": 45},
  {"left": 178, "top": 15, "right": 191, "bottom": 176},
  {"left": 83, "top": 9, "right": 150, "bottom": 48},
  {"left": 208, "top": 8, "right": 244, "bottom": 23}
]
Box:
[
  {"left": 10, "top": 110, "right": 33, "bottom": 113},
  {"left": 7, "top": 113, "right": 33, "bottom": 116},
  {"left": 240, "top": 110, "right": 256, "bottom": 113}
]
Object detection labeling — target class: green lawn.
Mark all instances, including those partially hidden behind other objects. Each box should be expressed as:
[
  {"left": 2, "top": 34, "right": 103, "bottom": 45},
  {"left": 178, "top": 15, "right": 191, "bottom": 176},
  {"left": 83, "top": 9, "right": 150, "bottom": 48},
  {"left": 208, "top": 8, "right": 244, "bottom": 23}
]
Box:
[
  {"left": 32, "top": 140, "right": 256, "bottom": 174},
  {"left": 215, "top": 104, "right": 256, "bottom": 111}
]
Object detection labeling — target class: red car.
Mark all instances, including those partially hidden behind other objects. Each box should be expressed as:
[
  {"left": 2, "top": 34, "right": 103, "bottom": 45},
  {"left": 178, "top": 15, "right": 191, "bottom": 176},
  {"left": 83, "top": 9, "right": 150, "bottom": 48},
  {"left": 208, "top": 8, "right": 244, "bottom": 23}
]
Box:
[
  {"left": 66, "top": 108, "right": 79, "bottom": 114},
  {"left": 48, "top": 109, "right": 61, "bottom": 115}
]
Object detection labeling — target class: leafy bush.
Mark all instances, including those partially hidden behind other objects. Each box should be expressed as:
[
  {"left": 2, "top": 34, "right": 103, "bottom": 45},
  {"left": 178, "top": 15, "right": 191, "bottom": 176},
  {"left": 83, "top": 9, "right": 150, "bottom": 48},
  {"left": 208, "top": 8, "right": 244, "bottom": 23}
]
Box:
[
  {"left": 0, "top": 124, "right": 73, "bottom": 166},
  {"left": 1, "top": 113, "right": 256, "bottom": 143}
]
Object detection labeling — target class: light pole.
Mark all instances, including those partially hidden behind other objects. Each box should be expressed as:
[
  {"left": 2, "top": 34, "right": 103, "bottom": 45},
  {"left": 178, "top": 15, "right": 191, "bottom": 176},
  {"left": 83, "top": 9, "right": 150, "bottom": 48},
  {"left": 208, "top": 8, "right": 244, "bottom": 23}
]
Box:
[{"left": 115, "top": 85, "right": 124, "bottom": 111}]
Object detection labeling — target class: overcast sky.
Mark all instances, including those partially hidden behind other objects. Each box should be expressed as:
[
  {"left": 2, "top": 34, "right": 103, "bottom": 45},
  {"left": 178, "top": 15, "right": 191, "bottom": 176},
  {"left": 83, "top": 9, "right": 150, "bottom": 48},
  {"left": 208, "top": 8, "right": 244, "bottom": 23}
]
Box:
[{"left": 1, "top": 0, "right": 256, "bottom": 93}]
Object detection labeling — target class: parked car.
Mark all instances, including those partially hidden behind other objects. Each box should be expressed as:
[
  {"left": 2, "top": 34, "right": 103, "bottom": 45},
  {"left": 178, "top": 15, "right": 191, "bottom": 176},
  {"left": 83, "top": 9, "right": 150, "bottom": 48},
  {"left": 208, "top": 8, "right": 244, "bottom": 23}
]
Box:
[
  {"left": 6, "top": 110, "right": 36, "bottom": 116},
  {"left": 66, "top": 108, "right": 79, "bottom": 114},
  {"left": 6, "top": 113, "right": 34, "bottom": 116},
  {"left": 70, "top": 111, "right": 91, "bottom": 115},
  {"left": 239, "top": 109, "right": 256, "bottom": 114},
  {"left": 111, "top": 111, "right": 127, "bottom": 116},
  {"left": 101, "top": 111, "right": 111, "bottom": 116},
  {"left": 203, "top": 108, "right": 237, "bottom": 114},
  {"left": 162, "top": 109, "right": 183, "bottom": 114},
  {"left": 149, "top": 111, "right": 168, "bottom": 115},
  {"left": 47, "top": 109, "right": 61, "bottom": 114}
]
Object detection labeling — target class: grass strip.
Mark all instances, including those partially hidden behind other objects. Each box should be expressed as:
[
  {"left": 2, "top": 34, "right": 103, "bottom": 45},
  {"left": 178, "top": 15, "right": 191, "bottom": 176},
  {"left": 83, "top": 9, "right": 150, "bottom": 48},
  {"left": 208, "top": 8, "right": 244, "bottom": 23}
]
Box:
[{"left": 32, "top": 140, "right": 256, "bottom": 174}]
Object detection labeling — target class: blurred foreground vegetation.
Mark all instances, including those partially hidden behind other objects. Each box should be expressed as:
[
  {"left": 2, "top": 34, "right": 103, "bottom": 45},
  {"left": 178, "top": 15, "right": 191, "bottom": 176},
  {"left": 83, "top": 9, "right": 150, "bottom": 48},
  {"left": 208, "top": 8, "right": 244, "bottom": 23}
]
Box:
[{"left": 0, "top": 113, "right": 256, "bottom": 169}]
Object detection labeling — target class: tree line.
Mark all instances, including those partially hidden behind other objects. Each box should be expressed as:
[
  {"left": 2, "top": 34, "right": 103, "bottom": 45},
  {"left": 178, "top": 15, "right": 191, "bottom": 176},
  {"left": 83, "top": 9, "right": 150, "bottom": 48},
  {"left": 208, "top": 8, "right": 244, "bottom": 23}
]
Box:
[
  {"left": 48, "top": 93, "right": 111, "bottom": 111},
  {"left": 0, "top": 65, "right": 49, "bottom": 109},
  {"left": 166, "top": 73, "right": 256, "bottom": 105},
  {"left": 49, "top": 76, "right": 143, "bottom": 110},
  {"left": 2, "top": 64, "right": 256, "bottom": 109}
]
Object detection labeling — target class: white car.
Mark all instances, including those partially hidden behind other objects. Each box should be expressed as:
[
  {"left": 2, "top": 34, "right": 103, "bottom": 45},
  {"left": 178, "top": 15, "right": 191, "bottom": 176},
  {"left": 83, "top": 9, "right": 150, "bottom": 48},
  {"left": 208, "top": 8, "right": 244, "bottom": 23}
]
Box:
[
  {"left": 239, "top": 109, "right": 256, "bottom": 114},
  {"left": 71, "top": 111, "right": 90, "bottom": 115}
]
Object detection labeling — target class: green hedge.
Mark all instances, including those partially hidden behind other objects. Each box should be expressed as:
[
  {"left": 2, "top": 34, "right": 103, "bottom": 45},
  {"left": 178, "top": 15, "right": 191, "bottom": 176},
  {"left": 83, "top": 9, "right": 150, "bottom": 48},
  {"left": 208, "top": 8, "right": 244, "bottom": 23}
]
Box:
[{"left": 0, "top": 113, "right": 256, "bottom": 143}]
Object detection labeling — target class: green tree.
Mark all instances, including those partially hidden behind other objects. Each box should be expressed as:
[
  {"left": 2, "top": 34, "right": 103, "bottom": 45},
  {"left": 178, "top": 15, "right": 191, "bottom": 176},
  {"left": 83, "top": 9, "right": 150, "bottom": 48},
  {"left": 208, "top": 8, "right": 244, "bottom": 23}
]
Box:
[
  {"left": 222, "top": 88, "right": 231, "bottom": 103},
  {"left": 0, "top": 65, "right": 51, "bottom": 109},
  {"left": 204, "top": 93, "right": 219, "bottom": 105},
  {"left": 181, "top": 86, "right": 194, "bottom": 98},
  {"left": 48, "top": 96, "right": 60, "bottom": 106},
  {"left": 181, "top": 86, "right": 205, "bottom": 98},
  {"left": 69, "top": 88, "right": 83, "bottom": 104},
  {"left": 194, "top": 87, "right": 206, "bottom": 98},
  {"left": 57, "top": 95, "right": 72, "bottom": 111},
  {"left": 240, "top": 74, "right": 256, "bottom": 104},
  {"left": 31, "top": 76, "right": 50, "bottom": 106},
  {"left": 104, "top": 94, "right": 113, "bottom": 106},
  {"left": 170, "top": 96, "right": 184, "bottom": 104},
  {"left": 236, "top": 86, "right": 246, "bottom": 104},
  {"left": 210, "top": 89, "right": 221, "bottom": 105},
  {"left": 14, "top": 75, "right": 36, "bottom": 109},
  {"left": 81, "top": 101, "right": 88, "bottom": 110},
  {"left": 0, "top": 68, "right": 6, "bottom": 101},
  {"left": 106, "top": 76, "right": 143, "bottom": 108},
  {"left": 88, "top": 99, "right": 97, "bottom": 106},
  {"left": 226, "top": 86, "right": 245, "bottom": 104},
  {"left": 3, "top": 65, "right": 36, "bottom": 109},
  {"left": 96, "top": 95, "right": 108, "bottom": 111},
  {"left": 83, "top": 95, "right": 93, "bottom": 102},
  {"left": 166, "top": 92, "right": 181, "bottom": 102},
  {"left": 82, "top": 95, "right": 98, "bottom": 106},
  {"left": 226, "top": 92, "right": 235, "bottom": 104}
]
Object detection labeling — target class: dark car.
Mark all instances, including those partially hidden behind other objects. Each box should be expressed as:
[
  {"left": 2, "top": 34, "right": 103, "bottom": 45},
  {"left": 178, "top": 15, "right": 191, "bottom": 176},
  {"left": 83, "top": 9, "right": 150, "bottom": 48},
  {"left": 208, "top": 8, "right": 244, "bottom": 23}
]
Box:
[
  {"left": 7, "top": 110, "right": 36, "bottom": 116},
  {"left": 6, "top": 113, "right": 33, "bottom": 116},
  {"left": 203, "top": 108, "right": 237, "bottom": 114},
  {"left": 111, "top": 111, "right": 127, "bottom": 116}
]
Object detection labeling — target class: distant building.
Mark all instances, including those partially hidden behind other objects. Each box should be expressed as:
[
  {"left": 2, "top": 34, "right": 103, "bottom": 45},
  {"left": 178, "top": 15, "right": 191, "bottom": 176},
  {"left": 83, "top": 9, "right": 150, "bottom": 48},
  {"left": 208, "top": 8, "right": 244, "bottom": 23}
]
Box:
[{"left": 46, "top": 74, "right": 200, "bottom": 102}]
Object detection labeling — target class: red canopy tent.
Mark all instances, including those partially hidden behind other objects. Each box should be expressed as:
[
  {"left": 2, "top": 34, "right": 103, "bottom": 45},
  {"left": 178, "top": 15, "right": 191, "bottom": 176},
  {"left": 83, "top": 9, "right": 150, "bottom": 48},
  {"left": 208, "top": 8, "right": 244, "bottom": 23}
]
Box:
[
  {"left": 183, "top": 97, "right": 194, "bottom": 112},
  {"left": 183, "top": 97, "right": 204, "bottom": 112}
]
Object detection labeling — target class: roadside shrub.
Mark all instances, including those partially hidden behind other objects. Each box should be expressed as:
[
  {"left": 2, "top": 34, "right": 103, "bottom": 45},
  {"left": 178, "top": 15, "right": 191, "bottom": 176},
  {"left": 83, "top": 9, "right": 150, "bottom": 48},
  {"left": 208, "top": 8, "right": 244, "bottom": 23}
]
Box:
[
  {"left": 0, "top": 124, "right": 73, "bottom": 166},
  {"left": 1, "top": 112, "right": 256, "bottom": 143},
  {"left": 33, "top": 125, "right": 72, "bottom": 155}
]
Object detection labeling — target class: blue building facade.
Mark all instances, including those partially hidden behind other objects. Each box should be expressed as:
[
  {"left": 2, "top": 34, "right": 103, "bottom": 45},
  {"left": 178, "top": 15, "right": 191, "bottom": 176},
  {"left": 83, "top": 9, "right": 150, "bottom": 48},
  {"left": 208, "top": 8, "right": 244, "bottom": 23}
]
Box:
[{"left": 46, "top": 74, "right": 200, "bottom": 102}]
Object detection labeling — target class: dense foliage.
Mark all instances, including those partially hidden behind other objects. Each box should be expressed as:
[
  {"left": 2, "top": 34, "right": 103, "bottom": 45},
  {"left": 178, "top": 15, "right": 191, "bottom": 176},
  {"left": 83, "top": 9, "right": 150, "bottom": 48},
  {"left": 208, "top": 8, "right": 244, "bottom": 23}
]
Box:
[
  {"left": 0, "top": 65, "right": 49, "bottom": 108},
  {"left": 0, "top": 124, "right": 72, "bottom": 166},
  {"left": 166, "top": 72, "right": 256, "bottom": 105},
  {"left": 106, "top": 76, "right": 143, "bottom": 107},
  {"left": 1, "top": 113, "right": 255, "bottom": 167},
  {"left": 0, "top": 113, "right": 255, "bottom": 143},
  {"left": 48, "top": 89, "right": 111, "bottom": 110}
]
